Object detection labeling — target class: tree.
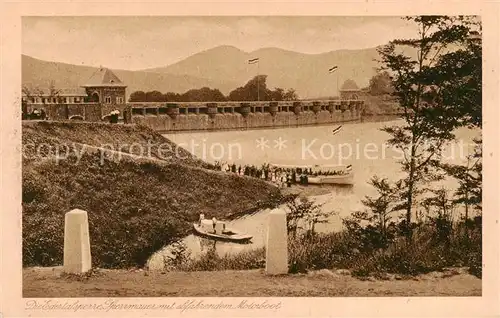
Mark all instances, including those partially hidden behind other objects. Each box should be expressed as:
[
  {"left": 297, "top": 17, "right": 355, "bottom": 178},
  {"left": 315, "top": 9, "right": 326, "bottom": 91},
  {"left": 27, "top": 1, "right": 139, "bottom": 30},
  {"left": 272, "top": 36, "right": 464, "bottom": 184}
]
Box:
[
  {"left": 145, "top": 91, "right": 164, "bottom": 102},
  {"left": 129, "top": 91, "right": 146, "bottom": 102},
  {"left": 441, "top": 138, "right": 482, "bottom": 226},
  {"left": 425, "top": 17, "right": 482, "bottom": 128},
  {"left": 129, "top": 88, "right": 226, "bottom": 102},
  {"left": 228, "top": 75, "right": 270, "bottom": 101},
  {"left": 228, "top": 75, "right": 299, "bottom": 101},
  {"left": 422, "top": 188, "right": 455, "bottom": 245},
  {"left": 284, "top": 88, "right": 299, "bottom": 101},
  {"left": 368, "top": 71, "right": 394, "bottom": 95},
  {"left": 22, "top": 85, "right": 39, "bottom": 119},
  {"left": 436, "top": 17, "right": 482, "bottom": 230},
  {"left": 303, "top": 207, "right": 330, "bottom": 238},
  {"left": 180, "top": 87, "right": 226, "bottom": 102},
  {"left": 344, "top": 176, "right": 400, "bottom": 250},
  {"left": 164, "top": 92, "right": 181, "bottom": 102},
  {"left": 48, "top": 80, "right": 61, "bottom": 103},
  {"left": 377, "top": 16, "right": 481, "bottom": 242},
  {"left": 285, "top": 194, "right": 330, "bottom": 239},
  {"left": 22, "top": 84, "right": 43, "bottom": 104},
  {"left": 360, "top": 177, "right": 399, "bottom": 240},
  {"left": 270, "top": 88, "right": 285, "bottom": 101}
]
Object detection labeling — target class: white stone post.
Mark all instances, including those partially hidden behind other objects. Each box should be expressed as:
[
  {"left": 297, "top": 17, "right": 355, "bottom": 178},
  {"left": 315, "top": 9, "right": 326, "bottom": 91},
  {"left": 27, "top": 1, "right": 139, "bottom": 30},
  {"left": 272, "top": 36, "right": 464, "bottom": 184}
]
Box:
[
  {"left": 63, "top": 209, "right": 92, "bottom": 273},
  {"left": 265, "top": 208, "right": 289, "bottom": 275}
]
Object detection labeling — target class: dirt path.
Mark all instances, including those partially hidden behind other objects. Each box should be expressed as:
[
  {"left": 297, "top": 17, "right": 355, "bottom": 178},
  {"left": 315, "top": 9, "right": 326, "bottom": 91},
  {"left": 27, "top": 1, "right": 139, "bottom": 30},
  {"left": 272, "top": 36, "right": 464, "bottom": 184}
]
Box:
[{"left": 23, "top": 267, "right": 481, "bottom": 297}]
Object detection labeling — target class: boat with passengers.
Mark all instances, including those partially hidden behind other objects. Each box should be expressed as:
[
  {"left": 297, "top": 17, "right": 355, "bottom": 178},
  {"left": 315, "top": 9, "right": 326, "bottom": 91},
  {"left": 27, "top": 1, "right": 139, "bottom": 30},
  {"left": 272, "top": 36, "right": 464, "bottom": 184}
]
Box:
[{"left": 269, "top": 163, "right": 354, "bottom": 185}]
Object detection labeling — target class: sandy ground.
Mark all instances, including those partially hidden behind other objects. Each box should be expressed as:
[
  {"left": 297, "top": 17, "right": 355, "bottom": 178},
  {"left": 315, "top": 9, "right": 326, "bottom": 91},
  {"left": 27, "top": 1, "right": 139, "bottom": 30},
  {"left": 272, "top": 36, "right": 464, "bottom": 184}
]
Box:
[{"left": 23, "top": 267, "right": 481, "bottom": 297}]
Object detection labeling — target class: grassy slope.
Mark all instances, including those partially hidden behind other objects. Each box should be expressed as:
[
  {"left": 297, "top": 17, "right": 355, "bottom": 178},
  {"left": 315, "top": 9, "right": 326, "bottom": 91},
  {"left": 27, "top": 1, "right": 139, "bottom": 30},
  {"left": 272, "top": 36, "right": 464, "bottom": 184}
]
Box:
[
  {"left": 22, "top": 121, "right": 213, "bottom": 169},
  {"left": 22, "top": 122, "right": 281, "bottom": 268}
]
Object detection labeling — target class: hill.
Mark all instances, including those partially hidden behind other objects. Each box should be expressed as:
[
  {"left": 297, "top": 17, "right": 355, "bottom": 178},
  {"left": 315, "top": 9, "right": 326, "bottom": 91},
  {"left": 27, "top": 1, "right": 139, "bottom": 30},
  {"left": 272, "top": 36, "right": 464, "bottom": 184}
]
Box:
[
  {"left": 22, "top": 122, "right": 282, "bottom": 269},
  {"left": 23, "top": 45, "right": 422, "bottom": 99},
  {"left": 22, "top": 55, "right": 239, "bottom": 99},
  {"left": 142, "top": 45, "right": 382, "bottom": 98}
]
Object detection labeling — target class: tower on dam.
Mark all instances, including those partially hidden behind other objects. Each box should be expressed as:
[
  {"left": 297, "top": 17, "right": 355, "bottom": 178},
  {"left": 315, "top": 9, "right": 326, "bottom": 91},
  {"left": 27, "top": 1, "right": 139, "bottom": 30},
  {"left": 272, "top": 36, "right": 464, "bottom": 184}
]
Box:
[{"left": 339, "top": 79, "right": 360, "bottom": 100}]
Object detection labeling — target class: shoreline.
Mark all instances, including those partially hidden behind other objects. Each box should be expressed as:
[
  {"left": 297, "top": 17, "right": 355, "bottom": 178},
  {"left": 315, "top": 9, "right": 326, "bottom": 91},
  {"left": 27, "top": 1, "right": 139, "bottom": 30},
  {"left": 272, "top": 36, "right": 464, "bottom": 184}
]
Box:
[{"left": 224, "top": 183, "right": 335, "bottom": 221}]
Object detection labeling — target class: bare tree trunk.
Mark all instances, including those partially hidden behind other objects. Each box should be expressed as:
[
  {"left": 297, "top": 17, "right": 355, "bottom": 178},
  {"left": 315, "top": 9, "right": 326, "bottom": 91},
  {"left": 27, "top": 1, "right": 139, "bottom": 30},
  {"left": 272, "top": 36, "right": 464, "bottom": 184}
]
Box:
[{"left": 406, "top": 146, "right": 417, "bottom": 244}]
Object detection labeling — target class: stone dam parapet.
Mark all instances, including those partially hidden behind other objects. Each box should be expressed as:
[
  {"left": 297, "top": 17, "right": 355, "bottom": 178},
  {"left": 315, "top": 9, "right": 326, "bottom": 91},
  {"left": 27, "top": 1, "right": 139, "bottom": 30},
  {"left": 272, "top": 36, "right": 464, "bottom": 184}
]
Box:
[
  {"left": 24, "top": 100, "right": 365, "bottom": 132},
  {"left": 129, "top": 100, "right": 365, "bottom": 132}
]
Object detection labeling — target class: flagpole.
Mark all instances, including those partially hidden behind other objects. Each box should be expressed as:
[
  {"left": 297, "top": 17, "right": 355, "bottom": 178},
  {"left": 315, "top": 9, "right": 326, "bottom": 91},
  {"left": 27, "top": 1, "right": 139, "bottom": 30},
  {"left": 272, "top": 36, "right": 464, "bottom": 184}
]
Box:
[
  {"left": 337, "top": 71, "right": 339, "bottom": 98},
  {"left": 257, "top": 60, "right": 260, "bottom": 102},
  {"left": 329, "top": 66, "right": 339, "bottom": 98},
  {"left": 249, "top": 58, "right": 260, "bottom": 101}
]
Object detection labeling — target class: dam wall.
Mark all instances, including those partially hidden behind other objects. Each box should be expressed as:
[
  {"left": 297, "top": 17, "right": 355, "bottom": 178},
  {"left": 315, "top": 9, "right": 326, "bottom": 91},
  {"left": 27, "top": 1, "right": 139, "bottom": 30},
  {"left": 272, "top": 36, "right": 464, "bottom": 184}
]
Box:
[
  {"left": 24, "top": 100, "right": 365, "bottom": 132},
  {"left": 129, "top": 100, "right": 365, "bottom": 132}
]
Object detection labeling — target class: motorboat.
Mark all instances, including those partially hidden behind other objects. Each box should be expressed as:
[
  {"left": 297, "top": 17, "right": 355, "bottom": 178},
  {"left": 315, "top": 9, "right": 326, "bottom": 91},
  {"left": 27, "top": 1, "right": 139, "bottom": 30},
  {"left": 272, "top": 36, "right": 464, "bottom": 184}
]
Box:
[
  {"left": 193, "top": 216, "right": 252, "bottom": 243},
  {"left": 270, "top": 163, "right": 354, "bottom": 185}
]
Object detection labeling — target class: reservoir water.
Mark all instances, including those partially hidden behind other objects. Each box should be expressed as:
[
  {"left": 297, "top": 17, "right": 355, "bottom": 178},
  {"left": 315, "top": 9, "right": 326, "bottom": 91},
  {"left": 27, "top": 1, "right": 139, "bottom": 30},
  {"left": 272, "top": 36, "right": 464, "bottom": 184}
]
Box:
[{"left": 148, "top": 120, "right": 479, "bottom": 269}]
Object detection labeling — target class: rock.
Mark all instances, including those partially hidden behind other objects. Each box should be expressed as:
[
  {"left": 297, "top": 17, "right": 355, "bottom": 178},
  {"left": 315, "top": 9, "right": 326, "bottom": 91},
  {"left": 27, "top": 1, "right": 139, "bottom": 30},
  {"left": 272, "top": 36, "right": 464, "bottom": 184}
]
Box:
[
  {"left": 374, "top": 272, "right": 392, "bottom": 280},
  {"left": 427, "top": 271, "right": 444, "bottom": 279},
  {"left": 335, "top": 269, "right": 351, "bottom": 276},
  {"left": 442, "top": 271, "right": 459, "bottom": 278},
  {"left": 443, "top": 267, "right": 467, "bottom": 276}
]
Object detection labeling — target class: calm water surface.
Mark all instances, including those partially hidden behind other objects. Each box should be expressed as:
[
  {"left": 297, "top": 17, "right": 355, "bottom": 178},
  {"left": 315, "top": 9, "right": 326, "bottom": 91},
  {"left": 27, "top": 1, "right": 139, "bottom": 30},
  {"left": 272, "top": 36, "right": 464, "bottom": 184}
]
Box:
[{"left": 148, "top": 120, "right": 479, "bottom": 269}]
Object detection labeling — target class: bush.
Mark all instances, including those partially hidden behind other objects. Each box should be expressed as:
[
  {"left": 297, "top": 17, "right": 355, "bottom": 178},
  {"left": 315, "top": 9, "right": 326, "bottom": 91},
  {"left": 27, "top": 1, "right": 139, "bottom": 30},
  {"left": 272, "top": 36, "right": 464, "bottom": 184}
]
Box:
[
  {"left": 285, "top": 220, "right": 482, "bottom": 277},
  {"left": 157, "top": 219, "right": 481, "bottom": 277},
  {"left": 166, "top": 246, "right": 266, "bottom": 272}
]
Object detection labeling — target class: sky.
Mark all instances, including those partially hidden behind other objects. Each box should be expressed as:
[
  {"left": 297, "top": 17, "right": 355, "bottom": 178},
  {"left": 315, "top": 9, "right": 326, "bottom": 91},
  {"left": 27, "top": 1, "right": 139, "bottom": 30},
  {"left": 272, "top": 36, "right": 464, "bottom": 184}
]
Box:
[{"left": 22, "top": 16, "right": 420, "bottom": 70}]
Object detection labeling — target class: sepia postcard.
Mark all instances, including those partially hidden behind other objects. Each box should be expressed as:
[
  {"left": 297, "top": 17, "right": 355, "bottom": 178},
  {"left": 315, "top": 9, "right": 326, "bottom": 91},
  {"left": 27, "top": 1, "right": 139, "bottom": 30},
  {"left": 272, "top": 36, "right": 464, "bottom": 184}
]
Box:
[{"left": 1, "top": 1, "right": 499, "bottom": 317}]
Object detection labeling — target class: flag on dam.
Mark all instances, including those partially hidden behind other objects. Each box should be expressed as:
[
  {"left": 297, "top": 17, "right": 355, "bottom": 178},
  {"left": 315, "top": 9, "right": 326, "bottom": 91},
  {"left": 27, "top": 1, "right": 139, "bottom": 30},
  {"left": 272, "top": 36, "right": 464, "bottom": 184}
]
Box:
[
  {"left": 329, "top": 66, "right": 338, "bottom": 73},
  {"left": 248, "top": 58, "right": 259, "bottom": 64},
  {"left": 332, "top": 125, "right": 342, "bottom": 135}
]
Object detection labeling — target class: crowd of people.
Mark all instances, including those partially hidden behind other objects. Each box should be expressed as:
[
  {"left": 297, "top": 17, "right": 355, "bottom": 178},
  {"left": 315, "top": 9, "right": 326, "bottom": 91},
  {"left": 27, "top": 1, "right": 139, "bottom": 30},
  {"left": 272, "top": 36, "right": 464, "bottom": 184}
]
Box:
[
  {"left": 218, "top": 163, "right": 299, "bottom": 187},
  {"left": 212, "top": 162, "right": 350, "bottom": 187}
]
